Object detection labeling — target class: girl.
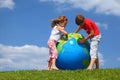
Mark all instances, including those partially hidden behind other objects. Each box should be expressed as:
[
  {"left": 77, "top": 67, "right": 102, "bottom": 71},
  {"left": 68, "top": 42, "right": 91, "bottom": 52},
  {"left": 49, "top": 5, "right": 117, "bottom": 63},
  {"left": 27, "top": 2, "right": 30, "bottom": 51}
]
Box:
[
  {"left": 47, "top": 16, "right": 68, "bottom": 70},
  {"left": 75, "top": 14, "right": 101, "bottom": 70}
]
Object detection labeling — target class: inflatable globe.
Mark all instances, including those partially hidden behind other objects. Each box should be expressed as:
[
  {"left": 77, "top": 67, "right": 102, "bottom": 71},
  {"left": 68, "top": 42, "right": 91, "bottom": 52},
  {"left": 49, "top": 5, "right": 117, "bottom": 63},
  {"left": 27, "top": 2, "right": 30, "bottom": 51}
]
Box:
[{"left": 56, "top": 33, "right": 90, "bottom": 70}]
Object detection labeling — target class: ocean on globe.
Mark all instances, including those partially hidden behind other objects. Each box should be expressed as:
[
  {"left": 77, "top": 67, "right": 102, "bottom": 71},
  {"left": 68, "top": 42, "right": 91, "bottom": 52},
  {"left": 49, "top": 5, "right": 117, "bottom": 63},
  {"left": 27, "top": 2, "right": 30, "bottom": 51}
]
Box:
[{"left": 56, "top": 33, "right": 90, "bottom": 70}]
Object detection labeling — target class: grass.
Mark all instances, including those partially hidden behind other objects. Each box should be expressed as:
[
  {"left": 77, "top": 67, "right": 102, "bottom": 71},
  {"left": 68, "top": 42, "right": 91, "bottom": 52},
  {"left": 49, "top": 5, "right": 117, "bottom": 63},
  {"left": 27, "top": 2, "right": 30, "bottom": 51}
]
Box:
[{"left": 0, "top": 68, "right": 120, "bottom": 80}]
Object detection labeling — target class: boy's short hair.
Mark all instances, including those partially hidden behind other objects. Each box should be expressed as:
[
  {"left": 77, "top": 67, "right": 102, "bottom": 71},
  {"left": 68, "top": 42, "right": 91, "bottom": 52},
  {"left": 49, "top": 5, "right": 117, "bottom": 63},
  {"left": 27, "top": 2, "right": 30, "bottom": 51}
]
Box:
[{"left": 75, "top": 14, "right": 85, "bottom": 25}]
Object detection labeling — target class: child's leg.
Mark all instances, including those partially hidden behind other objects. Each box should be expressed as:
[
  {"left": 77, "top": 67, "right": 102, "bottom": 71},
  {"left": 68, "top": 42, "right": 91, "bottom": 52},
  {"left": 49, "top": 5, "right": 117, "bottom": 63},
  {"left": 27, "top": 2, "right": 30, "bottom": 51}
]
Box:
[
  {"left": 48, "top": 40, "right": 59, "bottom": 70},
  {"left": 88, "top": 35, "right": 101, "bottom": 70},
  {"left": 88, "top": 58, "right": 96, "bottom": 70},
  {"left": 88, "top": 39, "right": 99, "bottom": 70},
  {"left": 95, "top": 58, "right": 99, "bottom": 69},
  {"left": 88, "top": 58, "right": 99, "bottom": 70},
  {"left": 51, "top": 58, "right": 59, "bottom": 70},
  {"left": 48, "top": 62, "right": 51, "bottom": 70},
  {"left": 48, "top": 59, "right": 52, "bottom": 70}
]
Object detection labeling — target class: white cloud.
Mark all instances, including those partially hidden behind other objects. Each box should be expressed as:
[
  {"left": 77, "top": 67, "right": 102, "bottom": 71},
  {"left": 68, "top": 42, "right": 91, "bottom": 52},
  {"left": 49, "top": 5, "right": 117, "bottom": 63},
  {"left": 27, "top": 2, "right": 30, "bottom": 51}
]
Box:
[
  {"left": 0, "top": 44, "right": 49, "bottom": 71},
  {"left": 96, "top": 22, "right": 109, "bottom": 30},
  {"left": 39, "top": 0, "right": 120, "bottom": 16},
  {"left": 0, "top": 43, "right": 106, "bottom": 71},
  {"left": 0, "top": 44, "right": 105, "bottom": 71},
  {"left": 0, "top": 0, "right": 15, "bottom": 9}
]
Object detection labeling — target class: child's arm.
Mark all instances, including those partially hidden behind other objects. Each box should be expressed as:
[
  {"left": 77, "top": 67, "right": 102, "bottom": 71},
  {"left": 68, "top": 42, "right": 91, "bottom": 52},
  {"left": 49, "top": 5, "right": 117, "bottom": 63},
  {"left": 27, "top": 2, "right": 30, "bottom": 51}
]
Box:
[
  {"left": 80, "top": 30, "right": 94, "bottom": 43},
  {"left": 85, "top": 30, "right": 94, "bottom": 40},
  {"left": 75, "top": 26, "right": 82, "bottom": 33},
  {"left": 57, "top": 27, "right": 68, "bottom": 35}
]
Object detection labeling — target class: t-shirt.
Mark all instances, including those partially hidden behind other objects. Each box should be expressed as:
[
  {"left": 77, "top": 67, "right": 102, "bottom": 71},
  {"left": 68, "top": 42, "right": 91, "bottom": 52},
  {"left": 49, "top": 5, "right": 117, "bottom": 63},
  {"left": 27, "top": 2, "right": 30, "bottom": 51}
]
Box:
[
  {"left": 81, "top": 18, "right": 100, "bottom": 36},
  {"left": 49, "top": 25, "right": 63, "bottom": 41}
]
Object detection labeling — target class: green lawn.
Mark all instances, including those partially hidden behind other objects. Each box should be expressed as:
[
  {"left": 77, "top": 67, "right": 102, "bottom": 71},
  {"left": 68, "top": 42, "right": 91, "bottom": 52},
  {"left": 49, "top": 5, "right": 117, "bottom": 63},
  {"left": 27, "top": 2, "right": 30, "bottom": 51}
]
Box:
[{"left": 0, "top": 69, "right": 120, "bottom": 80}]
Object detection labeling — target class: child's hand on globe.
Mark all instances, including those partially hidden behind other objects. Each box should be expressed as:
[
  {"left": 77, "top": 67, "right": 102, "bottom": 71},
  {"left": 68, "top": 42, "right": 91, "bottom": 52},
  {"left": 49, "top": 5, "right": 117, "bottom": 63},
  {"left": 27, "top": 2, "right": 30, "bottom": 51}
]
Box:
[
  {"left": 77, "top": 38, "right": 86, "bottom": 44},
  {"left": 63, "top": 35, "right": 68, "bottom": 40},
  {"left": 79, "top": 38, "right": 86, "bottom": 43}
]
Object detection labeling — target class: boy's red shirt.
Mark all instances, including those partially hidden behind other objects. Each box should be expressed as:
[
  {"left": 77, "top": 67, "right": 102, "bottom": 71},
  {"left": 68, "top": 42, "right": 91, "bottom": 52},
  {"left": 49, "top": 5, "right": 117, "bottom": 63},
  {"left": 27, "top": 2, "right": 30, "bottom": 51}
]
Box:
[{"left": 81, "top": 18, "right": 100, "bottom": 36}]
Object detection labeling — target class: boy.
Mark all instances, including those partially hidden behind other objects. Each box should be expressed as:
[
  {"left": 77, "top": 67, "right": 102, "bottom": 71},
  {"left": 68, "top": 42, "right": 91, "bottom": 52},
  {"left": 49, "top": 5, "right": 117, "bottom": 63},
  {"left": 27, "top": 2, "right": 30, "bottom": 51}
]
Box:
[{"left": 75, "top": 14, "right": 101, "bottom": 70}]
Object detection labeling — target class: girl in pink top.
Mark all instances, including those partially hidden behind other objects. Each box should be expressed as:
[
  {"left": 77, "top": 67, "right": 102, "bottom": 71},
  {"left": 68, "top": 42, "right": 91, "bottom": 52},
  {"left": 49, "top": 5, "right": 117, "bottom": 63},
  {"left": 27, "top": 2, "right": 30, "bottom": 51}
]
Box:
[
  {"left": 75, "top": 14, "right": 101, "bottom": 70},
  {"left": 47, "top": 16, "right": 68, "bottom": 70}
]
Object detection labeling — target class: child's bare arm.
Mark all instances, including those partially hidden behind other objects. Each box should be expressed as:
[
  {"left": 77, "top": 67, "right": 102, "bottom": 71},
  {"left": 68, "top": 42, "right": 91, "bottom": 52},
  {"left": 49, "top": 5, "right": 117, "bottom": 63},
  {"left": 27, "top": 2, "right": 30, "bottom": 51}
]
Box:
[
  {"left": 57, "top": 27, "right": 68, "bottom": 35},
  {"left": 85, "top": 30, "right": 94, "bottom": 40},
  {"left": 79, "top": 30, "right": 94, "bottom": 43}
]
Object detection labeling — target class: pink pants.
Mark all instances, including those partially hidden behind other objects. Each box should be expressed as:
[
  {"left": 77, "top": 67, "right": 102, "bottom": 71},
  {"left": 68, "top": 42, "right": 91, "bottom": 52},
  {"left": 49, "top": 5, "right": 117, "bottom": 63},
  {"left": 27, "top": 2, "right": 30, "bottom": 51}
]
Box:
[{"left": 48, "top": 40, "right": 58, "bottom": 62}]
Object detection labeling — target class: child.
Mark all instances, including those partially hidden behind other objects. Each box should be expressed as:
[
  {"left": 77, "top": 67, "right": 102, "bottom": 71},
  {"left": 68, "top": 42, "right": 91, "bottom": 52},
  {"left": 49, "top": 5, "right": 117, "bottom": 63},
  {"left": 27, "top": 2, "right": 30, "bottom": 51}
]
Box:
[
  {"left": 47, "top": 15, "right": 68, "bottom": 70},
  {"left": 75, "top": 14, "right": 101, "bottom": 70}
]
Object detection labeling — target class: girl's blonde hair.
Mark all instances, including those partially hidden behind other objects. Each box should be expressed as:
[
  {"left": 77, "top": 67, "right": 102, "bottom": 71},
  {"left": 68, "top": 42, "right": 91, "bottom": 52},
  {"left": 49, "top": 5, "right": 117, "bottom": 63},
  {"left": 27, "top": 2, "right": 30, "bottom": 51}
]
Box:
[{"left": 51, "top": 15, "right": 68, "bottom": 28}]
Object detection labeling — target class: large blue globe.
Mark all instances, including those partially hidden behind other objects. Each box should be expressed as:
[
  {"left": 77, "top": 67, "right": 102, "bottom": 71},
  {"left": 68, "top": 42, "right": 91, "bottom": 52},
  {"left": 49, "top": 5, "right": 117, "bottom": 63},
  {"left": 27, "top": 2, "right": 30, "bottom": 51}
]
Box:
[{"left": 56, "top": 33, "right": 90, "bottom": 70}]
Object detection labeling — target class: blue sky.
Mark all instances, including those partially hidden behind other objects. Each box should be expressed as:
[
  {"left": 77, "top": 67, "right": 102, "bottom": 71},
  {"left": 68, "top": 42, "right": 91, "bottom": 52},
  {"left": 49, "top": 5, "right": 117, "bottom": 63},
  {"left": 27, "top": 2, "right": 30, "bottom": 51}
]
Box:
[{"left": 0, "top": 0, "right": 120, "bottom": 71}]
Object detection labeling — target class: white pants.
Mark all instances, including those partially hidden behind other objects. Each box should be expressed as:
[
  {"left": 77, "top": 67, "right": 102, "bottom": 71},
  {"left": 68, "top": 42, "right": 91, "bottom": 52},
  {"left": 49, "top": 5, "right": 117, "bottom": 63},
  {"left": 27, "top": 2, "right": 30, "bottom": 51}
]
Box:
[{"left": 90, "top": 34, "right": 101, "bottom": 59}]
